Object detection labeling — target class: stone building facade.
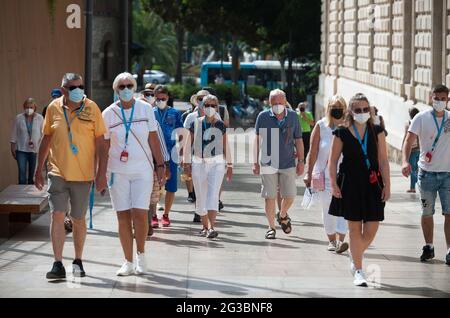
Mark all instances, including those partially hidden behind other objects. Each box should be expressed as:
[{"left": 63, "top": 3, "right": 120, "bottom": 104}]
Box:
[
  {"left": 316, "top": 0, "right": 450, "bottom": 158},
  {"left": 91, "top": 0, "right": 131, "bottom": 109}
]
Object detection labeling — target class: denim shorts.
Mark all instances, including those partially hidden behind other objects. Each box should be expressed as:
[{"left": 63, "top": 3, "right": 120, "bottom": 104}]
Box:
[{"left": 417, "top": 169, "right": 450, "bottom": 217}]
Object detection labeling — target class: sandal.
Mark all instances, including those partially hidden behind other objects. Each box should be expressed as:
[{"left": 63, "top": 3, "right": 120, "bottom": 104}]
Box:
[
  {"left": 265, "top": 228, "right": 276, "bottom": 240},
  {"left": 279, "top": 214, "right": 292, "bottom": 234}
]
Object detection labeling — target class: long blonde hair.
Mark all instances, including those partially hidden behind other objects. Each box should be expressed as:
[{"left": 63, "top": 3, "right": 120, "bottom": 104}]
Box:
[{"left": 325, "top": 95, "right": 347, "bottom": 127}]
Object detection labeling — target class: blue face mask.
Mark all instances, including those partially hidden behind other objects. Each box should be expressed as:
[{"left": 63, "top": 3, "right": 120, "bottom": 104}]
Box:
[
  {"left": 69, "top": 88, "right": 85, "bottom": 103},
  {"left": 119, "top": 88, "right": 134, "bottom": 102}
]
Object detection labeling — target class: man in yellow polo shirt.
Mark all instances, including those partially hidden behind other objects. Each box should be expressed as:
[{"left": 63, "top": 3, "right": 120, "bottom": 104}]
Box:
[{"left": 35, "top": 73, "right": 108, "bottom": 280}]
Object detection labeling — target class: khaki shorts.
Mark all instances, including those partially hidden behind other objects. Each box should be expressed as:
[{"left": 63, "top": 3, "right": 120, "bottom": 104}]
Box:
[
  {"left": 261, "top": 168, "right": 297, "bottom": 199},
  {"left": 47, "top": 174, "right": 92, "bottom": 220}
]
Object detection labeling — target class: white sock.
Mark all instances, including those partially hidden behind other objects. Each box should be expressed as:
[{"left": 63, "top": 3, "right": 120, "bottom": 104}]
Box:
[
  {"left": 447, "top": 248, "right": 450, "bottom": 255},
  {"left": 426, "top": 243, "right": 434, "bottom": 249}
]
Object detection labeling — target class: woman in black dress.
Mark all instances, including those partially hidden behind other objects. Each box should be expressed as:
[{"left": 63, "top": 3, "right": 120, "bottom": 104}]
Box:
[{"left": 328, "top": 93, "right": 391, "bottom": 287}]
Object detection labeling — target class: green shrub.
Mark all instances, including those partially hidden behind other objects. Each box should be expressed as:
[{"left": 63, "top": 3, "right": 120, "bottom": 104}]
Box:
[
  {"left": 167, "top": 84, "right": 200, "bottom": 102},
  {"left": 247, "top": 85, "right": 270, "bottom": 101}
]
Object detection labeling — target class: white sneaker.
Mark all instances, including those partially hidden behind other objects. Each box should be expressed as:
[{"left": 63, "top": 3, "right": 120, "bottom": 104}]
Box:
[
  {"left": 327, "top": 241, "right": 337, "bottom": 251},
  {"left": 116, "top": 261, "right": 135, "bottom": 276},
  {"left": 350, "top": 261, "right": 356, "bottom": 276},
  {"left": 135, "top": 252, "right": 147, "bottom": 275},
  {"left": 353, "top": 270, "right": 368, "bottom": 287},
  {"left": 336, "top": 241, "right": 349, "bottom": 254}
]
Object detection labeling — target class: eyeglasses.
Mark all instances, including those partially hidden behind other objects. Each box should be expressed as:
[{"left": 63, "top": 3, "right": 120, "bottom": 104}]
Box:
[
  {"left": 65, "top": 85, "right": 84, "bottom": 91},
  {"left": 144, "top": 93, "right": 154, "bottom": 98},
  {"left": 204, "top": 104, "right": 217, "bottom": 108},
  {"left": 118, "top": 84, "right": 134, "bottom": 90},
  {"left": 353, "top": 107, "right": 370, "bottom": 114}
]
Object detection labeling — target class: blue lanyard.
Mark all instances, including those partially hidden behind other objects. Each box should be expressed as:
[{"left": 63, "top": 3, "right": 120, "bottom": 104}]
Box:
[
  {"left": 353, "top": 124, "right": 370, "bottom": 169},
  {"left": 431, "top": 112, "right": 447, "bottom": 152},
  {"left": 63, "top": 102, "right": 85, "bottom": 155},
  {"left": 119, "top": 101, "right": 136, "bottom": 147},
  {"left": 24, "top": 115, "right": 33, "bottom": 137}
]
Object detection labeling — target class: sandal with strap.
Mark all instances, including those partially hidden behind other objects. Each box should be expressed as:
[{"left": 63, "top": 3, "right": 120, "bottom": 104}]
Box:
[
  {"left": 279, "top": 214, "right": 292, "bottom": 234},
  {"left": 265, "top": 228, "right": 276, "bottom": 240}
]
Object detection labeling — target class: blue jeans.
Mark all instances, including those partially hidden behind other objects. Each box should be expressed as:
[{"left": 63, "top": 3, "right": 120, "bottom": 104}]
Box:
[
  {"left": 418, "top": 170, "right": 450, "bottom": 217},
  {"left": 16, "top": 151, "right": 37, "bottom": 185},
  {"left": 409, "top": 150, "right": 420, "bottom": 190}
]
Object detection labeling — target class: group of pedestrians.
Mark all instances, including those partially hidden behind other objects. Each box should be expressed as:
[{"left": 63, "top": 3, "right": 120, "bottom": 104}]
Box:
[{"left": 10, "top": 70, "right": 450, "bottom": 287}]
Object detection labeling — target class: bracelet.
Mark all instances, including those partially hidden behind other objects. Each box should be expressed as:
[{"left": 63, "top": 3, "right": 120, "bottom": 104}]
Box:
[{"left": 298, "top": 159, "right": 305, "bottom": 164}]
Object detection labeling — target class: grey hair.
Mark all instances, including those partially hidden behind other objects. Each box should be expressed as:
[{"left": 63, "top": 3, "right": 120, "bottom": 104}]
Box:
[
  {"left": 201, "top": 94, "right": 219, "bottom": 108},
  {"left": 112, "top": 72, "right": 137, "bottom": 92},
  {"left": 269, "top": 89, "right": 286, "bottom": 104},
  {"left": 62, "top": 73, "right": 83, "bottom": 87}
]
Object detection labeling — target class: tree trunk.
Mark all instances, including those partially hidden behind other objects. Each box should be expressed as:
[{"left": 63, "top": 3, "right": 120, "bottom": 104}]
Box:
[
  {"left": 279, "top": 57, "right": 286, "bottom": 89},
  {"left": 175, "top": 24, "right": 184, "bottom": 84},
  {"left": 287, "top": 30, "right": 294, "bottom": 104},
  {"left": 231, "top": 37, "right": 240, "bottom": 85}
]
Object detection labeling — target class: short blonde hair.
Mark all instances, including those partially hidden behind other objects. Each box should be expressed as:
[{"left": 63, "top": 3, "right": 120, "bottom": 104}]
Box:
[
  {"left": 112, "top": 72, "right": 137, "bottom": 92},
  {"left": 23, "top": 98, "right": 37, "bottom": 109},
  {"left": 325, "top": 95, "right": 347, "bottom": 127},
  {"left": 202, "top": 94, "right": 219, "bottom": 109}
]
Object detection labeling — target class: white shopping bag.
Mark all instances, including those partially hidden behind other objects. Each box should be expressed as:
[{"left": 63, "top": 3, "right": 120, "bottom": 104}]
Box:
[{"left": 301, "top": 187, "right": 319, "bottom": 210}]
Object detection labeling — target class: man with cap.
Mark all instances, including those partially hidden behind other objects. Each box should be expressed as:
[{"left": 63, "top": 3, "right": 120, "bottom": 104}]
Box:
[
  {"left": 152, "top": 85, "right": 184, "bottom": 227},
  {"left": 42, "top": 89, "right": 62, "bottom": 118}
]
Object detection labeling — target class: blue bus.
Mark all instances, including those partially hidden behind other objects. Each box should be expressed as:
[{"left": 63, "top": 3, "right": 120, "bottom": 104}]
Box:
[{"left": 200, "top": 60, "right": 307, "bottom": 89}]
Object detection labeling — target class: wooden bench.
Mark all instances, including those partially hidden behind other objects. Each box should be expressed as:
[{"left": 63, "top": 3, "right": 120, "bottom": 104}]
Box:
[{"left": 0, "top": 185, "right": 48, "bottom": 238}]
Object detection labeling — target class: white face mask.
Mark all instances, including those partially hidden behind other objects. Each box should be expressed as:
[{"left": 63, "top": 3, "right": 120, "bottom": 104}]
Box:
[
  {"left": 433, "top": 100, "right": 447, "bottom": 112},
  {"left": 353, "top": 112, "right": 371, "bottom": 124},
  {"left": 272, "top": 104, "right": 285, "bottom": 115},
  {"left": 157, "top": 100, "right": 167, "bottom": 110},
  {"left": 25, "top": 108, "right": 34, "bottom": 116},
  {"left": 205, "top": 107, "right": 216, "bottom": 118},
  {"left": 145, "top": 96, "right": 155, "bottom": 105}
]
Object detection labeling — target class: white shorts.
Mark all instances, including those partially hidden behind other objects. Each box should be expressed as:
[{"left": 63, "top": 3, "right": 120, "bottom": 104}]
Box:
[{"left": 107, "top": 172, "right": 153, "bottom": 212}]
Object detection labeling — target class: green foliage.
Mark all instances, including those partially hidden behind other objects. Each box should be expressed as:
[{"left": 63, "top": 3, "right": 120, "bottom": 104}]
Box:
[
  {"left": 133, "top": 6, "right": 177, "bottom": 75},
  {"left": 168, "top": 84, "right": 200, "bottom": 101},
  {"left": 209, "top": 84, "right": 240, "bottom": 101},
  {"left": 247, "top": 85, "right": 270, "bottom": 101}
]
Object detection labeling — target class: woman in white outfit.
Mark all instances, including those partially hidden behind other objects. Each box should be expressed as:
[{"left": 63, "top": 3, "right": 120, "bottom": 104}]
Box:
[
  {"left": 183, "top": 95, "right": 233, "bottom": 239},
  {"left": 304, "top": 96, "right": 349, "bottom": 253},
  {"left": 102, "top": 73, "right": 166, "bottom": 276}
]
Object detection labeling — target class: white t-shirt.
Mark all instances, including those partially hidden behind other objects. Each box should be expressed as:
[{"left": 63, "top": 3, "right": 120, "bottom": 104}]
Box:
[
  {"left": 184, "top": 111, "right": 199, "bottom": 129},
  {"left": 103, "top": 99, "right": 157, "bottom": 174},
  {"left": 409, "top": 109, "right": 450, "bottom": 172}
]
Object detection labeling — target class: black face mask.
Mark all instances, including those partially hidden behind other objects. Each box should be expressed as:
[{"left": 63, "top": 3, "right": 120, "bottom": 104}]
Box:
[{"left": 330, "top": 109, "right": 344, "bottom": 119}]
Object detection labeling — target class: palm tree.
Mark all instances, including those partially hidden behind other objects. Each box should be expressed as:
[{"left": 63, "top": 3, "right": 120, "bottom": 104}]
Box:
[{"left": 133, "top": 8, "right": 177, "bottom": 75}]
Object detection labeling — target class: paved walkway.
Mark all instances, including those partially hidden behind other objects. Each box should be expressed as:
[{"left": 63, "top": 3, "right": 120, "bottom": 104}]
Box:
[{"left": 0, "top": 132, "right": 449, "bottom": 298}]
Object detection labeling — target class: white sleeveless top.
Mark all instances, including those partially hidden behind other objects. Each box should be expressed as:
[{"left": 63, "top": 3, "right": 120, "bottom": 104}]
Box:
[{"left": 312, "top": 118, "right": 341, "bottom": 182}]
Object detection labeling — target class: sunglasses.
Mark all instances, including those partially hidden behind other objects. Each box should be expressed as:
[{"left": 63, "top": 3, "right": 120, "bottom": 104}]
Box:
[
  {"left": 65, "top": 85, "right": 84, "bottom": 91},
  {"left": 198, "top": 97, "right": 204, "bottom": 102},
  {"left": 118, "top": 84, "right": 134, "bottom": 90},
  {"left": 353, "top": 107, "right": 370, "bottom": 114},
  {"left": 157, "top": 98, "right": 168, "bottom": 102},
  {"left": 204, "top": 104, "right": 217, "bottom": 108},
  {"left": 144, "top": 93, "right": 154, "bottom": 97}
]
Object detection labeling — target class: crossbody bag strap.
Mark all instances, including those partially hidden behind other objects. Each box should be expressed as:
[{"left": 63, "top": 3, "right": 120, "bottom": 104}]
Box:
[{"left": 111, "top": 108, "right": 154, "bottom": 170}]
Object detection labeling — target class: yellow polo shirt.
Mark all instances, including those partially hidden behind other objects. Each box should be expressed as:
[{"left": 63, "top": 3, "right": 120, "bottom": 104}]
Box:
[{"left": 43, "top": 97, "right": 106, "bottom": 182}]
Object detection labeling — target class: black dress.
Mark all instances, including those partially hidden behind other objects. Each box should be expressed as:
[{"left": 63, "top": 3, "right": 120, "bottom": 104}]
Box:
[{"left": 329, "top": 124, "right": 385, "bottom": 222}]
